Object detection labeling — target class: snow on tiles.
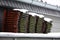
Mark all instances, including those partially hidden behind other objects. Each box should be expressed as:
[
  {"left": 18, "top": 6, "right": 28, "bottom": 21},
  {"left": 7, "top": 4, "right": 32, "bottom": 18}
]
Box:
[
  {"left": 13, "top": 9, "right": 28, "bottom": 13},
  {"left": 35, "top": 14, "right": 44, "bottom": 18},
  {"left": 28, "top": 12, "right": 37, "bottom": 16},
  {"left": 28, "top": 12, "right": 44, "bottom": 18},
  {"left": 44, "top": 18, "right": 52, "bottom": 22}
]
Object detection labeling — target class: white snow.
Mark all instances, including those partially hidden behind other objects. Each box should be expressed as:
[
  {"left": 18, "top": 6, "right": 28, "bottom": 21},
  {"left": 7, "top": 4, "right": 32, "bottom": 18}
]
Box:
[
  {"left": 28, "top": 12, "right": 37, "bottom": 16},
  {"left": 36, "top": 14, "right": 44, "bottom": 18},
  {"left": 28, "top": 12, "right": 44, "bottom": 18},
  {"left": 44, "top": 18, "right": 52, "bottom": 22},
  {"left": 13, "top": 9, "right": 28, "bottom": 13}
]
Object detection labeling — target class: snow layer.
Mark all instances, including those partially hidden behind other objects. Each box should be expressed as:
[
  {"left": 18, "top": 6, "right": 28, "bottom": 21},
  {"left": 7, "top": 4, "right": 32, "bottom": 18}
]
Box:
[
  {"left": 44, "top": 18, "right": 52, "bottom": 22},
  {"left": 13, "top": 9, "right": 28, "bottom": 13},
  {"left": 28, "top": 12, "right": 44, "bottom": 18}
]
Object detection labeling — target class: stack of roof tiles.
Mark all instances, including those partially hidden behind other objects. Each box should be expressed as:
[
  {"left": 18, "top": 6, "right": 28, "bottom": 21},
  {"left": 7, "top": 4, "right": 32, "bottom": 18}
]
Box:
[
  {"left": 3, "top": 9, "right": 20, "bottom": 33},
  {"left": 19, "top": 12, "right": 29, "bottom": 33}
]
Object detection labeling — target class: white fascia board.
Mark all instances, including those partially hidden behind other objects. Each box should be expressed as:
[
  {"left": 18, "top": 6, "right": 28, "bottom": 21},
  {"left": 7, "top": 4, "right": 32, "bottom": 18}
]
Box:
[{"left": 0, "top": 32, "right": 60, "bottom": 38}]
